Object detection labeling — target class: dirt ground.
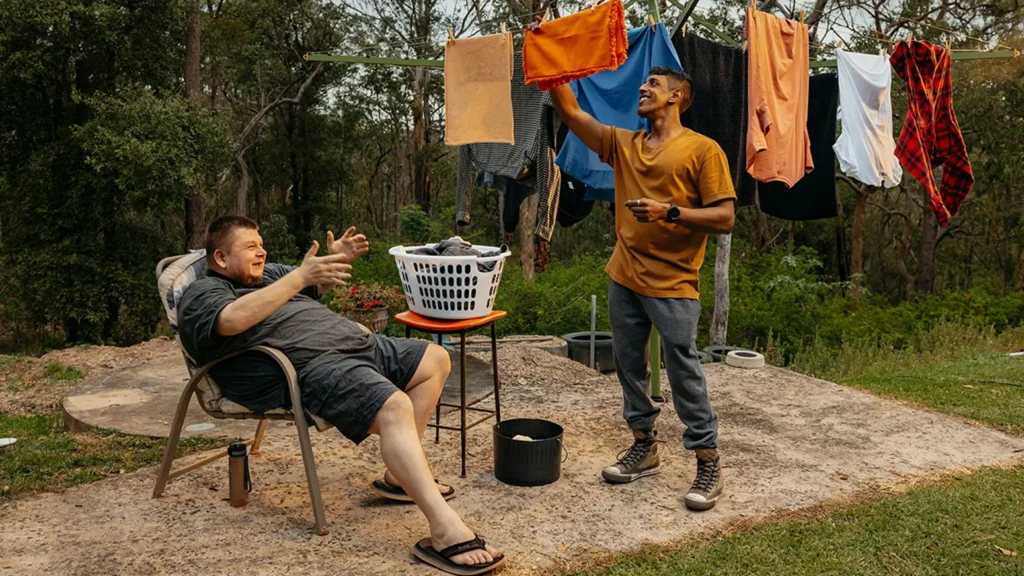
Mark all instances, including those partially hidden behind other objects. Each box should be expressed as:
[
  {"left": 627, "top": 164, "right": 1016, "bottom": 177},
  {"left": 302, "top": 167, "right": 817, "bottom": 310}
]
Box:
[
  {"left": 2, "top": 348, "right": 1022, "bottom": 576},
  {"left": 0, "top": 338, "right": 179, "bottom": 415}
]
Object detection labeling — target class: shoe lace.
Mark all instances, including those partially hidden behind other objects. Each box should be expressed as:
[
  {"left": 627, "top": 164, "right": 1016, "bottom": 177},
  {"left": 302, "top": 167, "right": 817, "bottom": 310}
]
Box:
[
  {"left": 615, "top": 438, "right": 662, "bottom": 470},
  {"left": 691, "top": 458, "right": 719, "bottom": 493}
]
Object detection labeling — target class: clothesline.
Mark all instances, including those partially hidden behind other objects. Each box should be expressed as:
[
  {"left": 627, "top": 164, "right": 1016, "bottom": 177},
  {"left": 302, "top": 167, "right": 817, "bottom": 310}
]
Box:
[{"left": 304, "top": 46, "right": 1018, "bottom": 70}]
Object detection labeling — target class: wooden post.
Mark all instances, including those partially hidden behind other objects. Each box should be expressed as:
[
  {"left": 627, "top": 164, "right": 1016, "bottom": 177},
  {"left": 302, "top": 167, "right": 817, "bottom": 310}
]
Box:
[{"left": 710, "top": 234, "right": 731, "bottom": 346}]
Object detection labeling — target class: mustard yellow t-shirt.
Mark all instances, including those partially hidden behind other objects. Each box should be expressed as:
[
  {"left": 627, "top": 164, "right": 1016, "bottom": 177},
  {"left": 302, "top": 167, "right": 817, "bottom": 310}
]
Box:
[{"left": 600, "top": 125, "right": 736, "bottom": 299}]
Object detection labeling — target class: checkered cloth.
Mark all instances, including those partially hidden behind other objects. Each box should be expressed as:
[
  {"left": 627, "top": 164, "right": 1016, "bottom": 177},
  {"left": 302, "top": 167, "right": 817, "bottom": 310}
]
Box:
[
  {"left": 455, "top": 52, "right": 562, "bottom": 241},
  {"left": 891, "top": 41, "right": 974, "bottom": 226},
  {"left": 158, "top": 250, "right": 208, "bottom": 337}
]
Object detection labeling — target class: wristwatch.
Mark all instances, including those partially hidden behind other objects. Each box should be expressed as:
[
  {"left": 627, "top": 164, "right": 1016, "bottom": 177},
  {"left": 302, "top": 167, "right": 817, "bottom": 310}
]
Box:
[{"left": 666, "top": 204, "right": 681, "bottom": 222}]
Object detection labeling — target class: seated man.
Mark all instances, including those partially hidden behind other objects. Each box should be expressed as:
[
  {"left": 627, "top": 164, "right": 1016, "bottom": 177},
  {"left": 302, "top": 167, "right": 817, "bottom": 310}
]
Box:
[{"left": 178, "top": 216, "right": 502, "bottom": 575}]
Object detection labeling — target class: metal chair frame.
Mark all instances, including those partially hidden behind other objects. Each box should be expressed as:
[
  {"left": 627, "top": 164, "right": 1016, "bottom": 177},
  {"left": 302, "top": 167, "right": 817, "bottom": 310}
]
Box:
[{"left": 151, "top": 255, "right": 329, "bottom": 536}]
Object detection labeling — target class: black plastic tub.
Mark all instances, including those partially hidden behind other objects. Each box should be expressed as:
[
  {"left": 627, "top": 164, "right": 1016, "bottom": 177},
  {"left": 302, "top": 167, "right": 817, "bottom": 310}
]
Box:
[
  {"left": 493, "top": 418, "right": 565, "bottom": 487},
  {"left": 563, "top": 332, "right": 616, "bottom": 372}
]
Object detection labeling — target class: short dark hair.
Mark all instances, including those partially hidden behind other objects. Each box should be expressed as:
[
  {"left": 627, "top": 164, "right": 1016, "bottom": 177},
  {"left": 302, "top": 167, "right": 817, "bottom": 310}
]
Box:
[
  {"left": 649, "top": 66, "right": 693, "bottom": 103},
  {"left": 205, "top": 215, "right": 258, "bottom": 261}
]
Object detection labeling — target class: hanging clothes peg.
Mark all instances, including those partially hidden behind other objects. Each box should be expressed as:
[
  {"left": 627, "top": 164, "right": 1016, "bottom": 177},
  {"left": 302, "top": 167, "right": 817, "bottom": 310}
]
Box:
[
  {"left": 799, "top": 10, "right": 804, "bottom": 24},
  {"left": 648, "top": 14, "right": 656, "bottom": 29},
  {"left": 448, "top": 28, "right": 455, "bottom": 41},
  {"left": 837, "top": 40, "right": 843, "bottom": 49},
  {"left": 542, "top": 8, "right": 550, "bottom": 23},
  {"left": 500, "top": 22, "right": 506, "bottom": 34},
  {"left": 591, "top": 0, "right": 599, "bottom": 10},
  {"left": 682, "top": 24, "right": 687, "bottom": 36}
]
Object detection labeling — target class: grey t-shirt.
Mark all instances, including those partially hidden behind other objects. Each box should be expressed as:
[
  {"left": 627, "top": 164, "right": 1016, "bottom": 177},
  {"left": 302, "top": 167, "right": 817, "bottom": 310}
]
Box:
[{"left": 177, "top": 263, "right": 373, "bottom": 412}]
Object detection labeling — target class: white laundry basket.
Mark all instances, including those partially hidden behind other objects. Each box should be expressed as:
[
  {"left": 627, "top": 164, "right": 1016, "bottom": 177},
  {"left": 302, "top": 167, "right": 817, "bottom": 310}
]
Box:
[{"left": 389, "top": 244, "right": 511, "bottom": 320}]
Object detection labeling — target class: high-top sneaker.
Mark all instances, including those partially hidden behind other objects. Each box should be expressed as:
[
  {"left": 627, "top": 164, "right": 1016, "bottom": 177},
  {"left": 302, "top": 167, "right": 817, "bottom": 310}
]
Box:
[
  {"left": 684, "top": 448, "right": 724, "bottom": 511},
  {"left": 601, "top": 429, "right": 661, "bottom": 484}
]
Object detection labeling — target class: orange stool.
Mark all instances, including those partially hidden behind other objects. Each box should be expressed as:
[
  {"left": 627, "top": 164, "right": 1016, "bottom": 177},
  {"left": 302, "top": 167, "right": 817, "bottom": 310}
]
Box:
[{"left": 395, "top": 310, "right": 505, "bottom": 478}]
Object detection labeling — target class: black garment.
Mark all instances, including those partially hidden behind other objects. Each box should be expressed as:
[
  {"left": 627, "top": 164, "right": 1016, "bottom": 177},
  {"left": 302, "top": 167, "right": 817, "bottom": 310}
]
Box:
[
  {"left": 557, "top": 177, "right": 594, "bottom": 227},
  {"left": 499, "top": 177, "right": 535, "bottom": 234},
  {"left": 675, "top": 32, "right": 757, "bottom": 207},
  {"left": 759, "top": 73, "right": 840, "bottom": 221},
  {"left": 554, "top": 122, "right": 595, "bottom": 227}
]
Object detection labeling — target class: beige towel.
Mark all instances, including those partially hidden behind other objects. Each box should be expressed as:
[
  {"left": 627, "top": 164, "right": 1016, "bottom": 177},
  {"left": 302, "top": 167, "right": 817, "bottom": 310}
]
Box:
[{"left": 444, "top": 32, "right": 514, "bottom": 146}]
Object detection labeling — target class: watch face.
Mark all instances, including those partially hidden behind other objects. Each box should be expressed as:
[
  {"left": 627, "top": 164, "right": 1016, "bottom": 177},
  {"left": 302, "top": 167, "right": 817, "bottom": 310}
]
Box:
[{"left": 668, "top": 206, "right": 680, "bottom": 220}]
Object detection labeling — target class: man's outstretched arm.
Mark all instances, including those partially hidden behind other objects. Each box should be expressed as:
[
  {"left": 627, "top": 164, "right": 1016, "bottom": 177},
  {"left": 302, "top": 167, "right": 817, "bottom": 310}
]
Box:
[
  {"left": 549, "top": 83, "right": 606, "bottom": 155},
  {"left": 215, "top": 241, "right": 351, "bottom": 336}
]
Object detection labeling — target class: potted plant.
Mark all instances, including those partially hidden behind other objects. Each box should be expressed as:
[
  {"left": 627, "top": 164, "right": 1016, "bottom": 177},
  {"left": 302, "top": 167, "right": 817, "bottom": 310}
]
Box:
[{"left": 326, "top": 283, "right": 406, "bottom": 334}]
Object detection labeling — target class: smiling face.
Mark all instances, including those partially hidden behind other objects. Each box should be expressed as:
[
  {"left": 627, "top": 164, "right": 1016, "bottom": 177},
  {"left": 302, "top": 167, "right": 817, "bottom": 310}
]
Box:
[
  {"left": 637, "top": 73, "right": 691, "bottom": 119},
  {"left": 213, "top": 227, "right": 267, "bottom": 286}
]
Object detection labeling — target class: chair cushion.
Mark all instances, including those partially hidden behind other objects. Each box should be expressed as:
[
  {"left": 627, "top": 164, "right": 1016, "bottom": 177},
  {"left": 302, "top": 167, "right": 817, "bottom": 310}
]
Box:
[{"left": 158, "top": 250, "right": 208, "bottom": 335}]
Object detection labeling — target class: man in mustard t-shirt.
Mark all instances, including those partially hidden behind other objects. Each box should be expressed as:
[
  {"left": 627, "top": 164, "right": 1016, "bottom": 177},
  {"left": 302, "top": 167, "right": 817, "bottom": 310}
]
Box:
[{"left": 549, "top": 66, "right": 736, "bottom": 511}]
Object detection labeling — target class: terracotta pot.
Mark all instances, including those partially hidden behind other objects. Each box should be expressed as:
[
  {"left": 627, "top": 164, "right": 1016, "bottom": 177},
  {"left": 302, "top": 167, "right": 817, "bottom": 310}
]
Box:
[{"left": 347, "top": 307, "right": 389, "bottom": 334}]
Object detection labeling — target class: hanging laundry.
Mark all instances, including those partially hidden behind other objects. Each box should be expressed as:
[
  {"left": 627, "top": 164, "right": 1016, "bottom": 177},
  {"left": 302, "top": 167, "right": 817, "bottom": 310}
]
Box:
[
  {"left": 444, "top": 32, "right": 514, "bottom": 146},
  {"left": 675, "top": 32, "right": 757, "bottom": 207},
  {"left": 552, "top": 123, "right": 595, "bottom": 227},
  {"left": 759, "top": 73, "right": 839, "bottom": 221},
  {"left": 455, "top": 53, "right": 562, "bottom": 241},
  {"left": 523, "top": 0, "right": 628, "bottom": 91},
  {"left": 557, "top": 178, "right": 595, "bottom": 227},
  {"left": 555, "top": 22, "right": 682, "bottom": 198},
  {"left": 745, "top": 8, "right": 813, "bottom": 186},
  {"left": 891, "top": 40, "right": 973, "bottom": 226},
  {"left": 833, "top": 49, "right": 902, "bottom": 188}
]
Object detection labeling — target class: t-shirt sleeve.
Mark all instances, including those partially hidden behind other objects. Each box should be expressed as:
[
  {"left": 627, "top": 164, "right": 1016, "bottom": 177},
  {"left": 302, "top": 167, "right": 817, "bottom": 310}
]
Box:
[
  {"left": 698, "top": 144, "right": 738, "bottom": 207},
  {"left": 598, "top": 125, "right": 622, "bottom": 167},
  {"left": 177, "top": 280, "right": 237, "bottom": 361},
  {"left": 263, "top": 262, "right": 318, "bottom": 299}
]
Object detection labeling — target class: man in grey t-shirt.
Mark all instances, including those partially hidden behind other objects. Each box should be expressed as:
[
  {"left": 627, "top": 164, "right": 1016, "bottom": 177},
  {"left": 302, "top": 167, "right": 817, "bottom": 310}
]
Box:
[{"left": 177, "top": 216, "right": 502, "bottom": 573}]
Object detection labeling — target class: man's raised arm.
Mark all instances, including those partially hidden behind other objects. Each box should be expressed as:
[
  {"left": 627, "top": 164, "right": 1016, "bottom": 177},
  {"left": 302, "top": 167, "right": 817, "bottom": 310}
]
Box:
[
  {"left": 549, "top": 83, "right": 606, "bottom": 155},
  {"left": 215, "top": 241, "right": 351, "bottom": 336}
]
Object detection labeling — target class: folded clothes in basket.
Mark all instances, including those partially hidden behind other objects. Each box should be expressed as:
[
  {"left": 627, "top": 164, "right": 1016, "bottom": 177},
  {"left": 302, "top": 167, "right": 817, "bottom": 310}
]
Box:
[{"left": 411, "top": 237, "right": 509, "bottom": 272}]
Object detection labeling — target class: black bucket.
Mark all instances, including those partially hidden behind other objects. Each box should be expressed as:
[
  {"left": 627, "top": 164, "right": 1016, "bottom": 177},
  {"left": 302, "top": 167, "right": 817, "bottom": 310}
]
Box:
[
  {"left": 493, "top": 418, "right": 565, "bottom": 487},
  {"left": 562, "top": 332, "right": 616, "bottom": 372}
]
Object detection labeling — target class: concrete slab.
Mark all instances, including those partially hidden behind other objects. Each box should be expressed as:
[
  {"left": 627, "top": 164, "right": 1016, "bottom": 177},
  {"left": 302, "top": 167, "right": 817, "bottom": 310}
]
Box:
[
  {"left": 61, "top": 351, "right": 497, "bottom": 439},
  {"left": 4, "top": 363, "right": 1022, "bottom": 575}
]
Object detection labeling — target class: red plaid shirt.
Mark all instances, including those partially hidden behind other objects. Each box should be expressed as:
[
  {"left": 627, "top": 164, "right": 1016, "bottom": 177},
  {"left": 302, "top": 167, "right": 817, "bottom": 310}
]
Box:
[{"left": 890, "top": 41, "right": 974, "bottom": 226}]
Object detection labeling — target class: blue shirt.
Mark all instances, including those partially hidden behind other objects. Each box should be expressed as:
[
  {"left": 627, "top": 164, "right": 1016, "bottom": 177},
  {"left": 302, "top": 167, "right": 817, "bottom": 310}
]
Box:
[{"left": 555, "top": 23, "right": 683, "bottom": 201}]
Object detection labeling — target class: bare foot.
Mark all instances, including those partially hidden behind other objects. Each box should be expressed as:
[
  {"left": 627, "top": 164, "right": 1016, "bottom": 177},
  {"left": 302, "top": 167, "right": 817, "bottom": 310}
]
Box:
[
  {"left": 383, "top": 470, "right": 451, "bottom": 495},
  {"left": 429, "top": 514, "right": 501, "bottom": 567}
]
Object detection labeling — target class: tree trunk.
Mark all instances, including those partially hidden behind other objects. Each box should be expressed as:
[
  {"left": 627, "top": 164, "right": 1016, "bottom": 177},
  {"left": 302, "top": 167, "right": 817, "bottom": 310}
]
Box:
[
  {"left": 183, "top": 0, "right": 205, "bottom": 248},
  {"left": 520, "top": 194, "right": 538, "bottom": 281},
  {"left": 833, "top": 178, "right": 849, "bottom": 281},
  {"left": 1017, "top": 204, "right": 1024, "bottom": 292},
  {"left": 750, "top": 204, "right": 764, "bottom": 252},
  {"left": 916, "top": 209, "right": 939, "bottom": 294},
  {"left": 235, "top": 154, "right": 249, "bottom": 216},
  {"left": 710, "top": 233, "right": 731, "bottom": 346},
  {"left": 896, "top": 189, "right": 916, "bottom": 302},
  {"left": 411, "top": 67, "right": 430, "bottom": 214},
  {"left": 850, "top": 184, "right": 869, "bottom": 300}
]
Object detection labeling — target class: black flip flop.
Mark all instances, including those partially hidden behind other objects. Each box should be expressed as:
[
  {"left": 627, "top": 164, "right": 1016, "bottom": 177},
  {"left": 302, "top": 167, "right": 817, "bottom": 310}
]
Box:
[
  {"left": 371, "top": 478, "right": 456, "bottom": 502},
  {"left": 412, "top": 535, "right": 505, "bottom": 575}
]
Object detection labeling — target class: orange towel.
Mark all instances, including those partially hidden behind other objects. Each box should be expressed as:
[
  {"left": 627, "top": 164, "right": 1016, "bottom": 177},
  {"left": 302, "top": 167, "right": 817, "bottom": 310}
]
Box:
[
  {"left": 523, "top": 0, "right": 628, "bottom": 91},
  {"left": 444, "top": 32, "right": 515, "bottom": 146}
]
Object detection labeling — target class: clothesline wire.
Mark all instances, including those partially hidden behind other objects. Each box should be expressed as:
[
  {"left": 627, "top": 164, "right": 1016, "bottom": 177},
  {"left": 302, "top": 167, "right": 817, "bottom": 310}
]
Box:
[
  {"left": 914, "top": 19, "right": 1018, "bottom": 52},
  {"left": 328, "top": 1, "right": 1021, "bottom": 65}
]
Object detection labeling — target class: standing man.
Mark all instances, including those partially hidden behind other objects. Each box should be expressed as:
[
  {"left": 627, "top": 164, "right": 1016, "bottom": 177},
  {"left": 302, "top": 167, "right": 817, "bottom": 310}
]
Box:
[{"left": 548, "top": 66, "right": 735, "bottom": 511}]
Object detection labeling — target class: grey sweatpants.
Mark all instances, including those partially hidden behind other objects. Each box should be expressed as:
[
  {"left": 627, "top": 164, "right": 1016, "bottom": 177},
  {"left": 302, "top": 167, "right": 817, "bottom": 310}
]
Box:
[{"left": 608, "top": 280, "right": 718, "bottom": 450}]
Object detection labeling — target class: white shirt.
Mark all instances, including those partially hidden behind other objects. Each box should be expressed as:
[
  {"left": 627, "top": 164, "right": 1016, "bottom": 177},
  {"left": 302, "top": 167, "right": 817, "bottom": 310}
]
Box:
[{"left": 833, "top": 49, "right": 902, "bottom": 188}]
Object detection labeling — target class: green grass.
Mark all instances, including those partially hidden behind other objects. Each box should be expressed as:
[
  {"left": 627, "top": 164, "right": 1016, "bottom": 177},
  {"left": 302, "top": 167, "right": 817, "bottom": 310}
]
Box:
[
  {"left": 43, "top": 362, "right": 85, "bottom": 382},
  {"left": 841, "top": 354, "right": 1024, "bottom": 435},
  {"left": 0, "top": 412, "right": 223, "bottom": 500},
  {"left": 570, "top": 465, "right": 1024, "bottom": 576}
]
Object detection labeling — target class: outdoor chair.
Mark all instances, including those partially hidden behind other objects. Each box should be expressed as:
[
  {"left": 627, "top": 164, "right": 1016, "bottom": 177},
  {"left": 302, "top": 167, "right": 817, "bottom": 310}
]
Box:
[{"left": 152, "top": 251, "right": 351, "bottom": 536}]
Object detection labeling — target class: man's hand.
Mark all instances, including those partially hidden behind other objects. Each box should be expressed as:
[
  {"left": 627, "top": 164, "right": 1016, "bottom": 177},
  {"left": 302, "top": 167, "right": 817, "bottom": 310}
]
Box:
[
  {"left": 298, "top": 241, "right": 352, "bottom": 289},
  {"left": 326, "top": 227, "right": 369, "bottom": 263},
  {"left": 627, "top": 198, "right": 671, "bottom": 223}
]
